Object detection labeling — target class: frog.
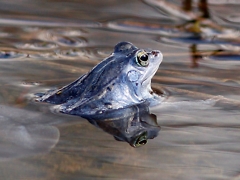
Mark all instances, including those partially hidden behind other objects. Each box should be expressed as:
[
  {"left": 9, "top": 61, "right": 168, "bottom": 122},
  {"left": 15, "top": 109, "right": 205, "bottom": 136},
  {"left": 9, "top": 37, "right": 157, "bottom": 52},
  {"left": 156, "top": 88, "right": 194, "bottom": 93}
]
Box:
[{"left": 39, "top": 41, "right": 163, "bottom": 117}]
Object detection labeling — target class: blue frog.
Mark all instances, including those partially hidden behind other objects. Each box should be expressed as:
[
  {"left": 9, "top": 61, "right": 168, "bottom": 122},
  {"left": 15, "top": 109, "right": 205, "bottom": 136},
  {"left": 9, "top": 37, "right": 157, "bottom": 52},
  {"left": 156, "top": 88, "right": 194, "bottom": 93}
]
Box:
[{"left": 39, "top": 42, "right": 163, "bottom": 117}]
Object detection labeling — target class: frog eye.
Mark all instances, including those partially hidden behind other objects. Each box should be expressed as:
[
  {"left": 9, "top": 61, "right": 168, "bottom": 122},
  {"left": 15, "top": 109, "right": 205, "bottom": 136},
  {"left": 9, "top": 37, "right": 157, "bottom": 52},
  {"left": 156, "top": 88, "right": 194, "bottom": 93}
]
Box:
[{"left": 136, "top": 51, "right": 149, "bottom": 67}]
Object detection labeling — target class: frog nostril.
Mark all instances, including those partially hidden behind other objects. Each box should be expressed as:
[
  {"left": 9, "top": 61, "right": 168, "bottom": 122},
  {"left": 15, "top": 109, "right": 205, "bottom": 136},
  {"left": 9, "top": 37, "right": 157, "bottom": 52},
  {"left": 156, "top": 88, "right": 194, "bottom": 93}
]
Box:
[{"left": 151, "top": 51, "right": 158, "bottom": 56}]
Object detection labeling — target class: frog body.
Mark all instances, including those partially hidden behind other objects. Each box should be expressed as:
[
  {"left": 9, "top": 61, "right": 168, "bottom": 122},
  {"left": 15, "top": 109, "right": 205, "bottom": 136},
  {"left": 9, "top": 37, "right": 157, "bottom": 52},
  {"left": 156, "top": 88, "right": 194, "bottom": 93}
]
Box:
[{"left": 39, "top": 42, "right": 163, "bottom": 116}]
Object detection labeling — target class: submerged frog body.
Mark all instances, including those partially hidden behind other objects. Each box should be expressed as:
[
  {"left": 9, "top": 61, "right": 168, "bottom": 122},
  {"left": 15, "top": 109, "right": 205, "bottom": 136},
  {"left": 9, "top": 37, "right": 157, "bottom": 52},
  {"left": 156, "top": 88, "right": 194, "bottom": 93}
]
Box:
[{"left": 39, "top": 42, "right": 163, "bottom": 117}]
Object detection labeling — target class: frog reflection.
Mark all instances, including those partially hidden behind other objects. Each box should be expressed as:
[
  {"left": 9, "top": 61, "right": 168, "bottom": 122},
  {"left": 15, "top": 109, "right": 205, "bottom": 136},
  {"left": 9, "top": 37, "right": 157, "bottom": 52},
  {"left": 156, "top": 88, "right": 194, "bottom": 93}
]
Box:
[{"left": 85, "top": 102, "right": 160, "bottom": 147}]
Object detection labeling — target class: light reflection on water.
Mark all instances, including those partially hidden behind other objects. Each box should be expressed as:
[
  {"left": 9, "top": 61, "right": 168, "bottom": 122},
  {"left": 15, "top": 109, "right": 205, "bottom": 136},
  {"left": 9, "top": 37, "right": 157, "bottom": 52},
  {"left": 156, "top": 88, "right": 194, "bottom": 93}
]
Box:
[{"left": 0, "top": 0, "right": 240, "bottom": 179}]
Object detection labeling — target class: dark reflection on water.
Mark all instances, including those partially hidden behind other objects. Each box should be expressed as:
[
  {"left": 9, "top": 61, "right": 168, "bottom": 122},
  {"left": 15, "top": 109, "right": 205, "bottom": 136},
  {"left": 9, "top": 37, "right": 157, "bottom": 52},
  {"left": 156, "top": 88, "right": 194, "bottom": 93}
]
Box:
[
  {"left": 0, "top": 0, "right": 240, "bottom": 179},
  {"left": 86, "top": 102, "right": 160, "bottom": 148}
]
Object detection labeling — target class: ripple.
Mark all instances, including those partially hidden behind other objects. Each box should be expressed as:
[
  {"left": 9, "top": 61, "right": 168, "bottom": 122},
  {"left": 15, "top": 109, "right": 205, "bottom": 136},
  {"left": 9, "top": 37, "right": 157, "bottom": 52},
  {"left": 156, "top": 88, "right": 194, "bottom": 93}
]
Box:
[
  {"left": 15, "top": 42, "right": 58, "bottom": 50},
  {"left": 107, "top": 19, "right": 190, "bottom": 37},
  {"left": 38, "top": 30, "right": 87, "bottom": 47},
  {"left": 208, "top": 52, "right": 240, "bottom": 61},
  {"left": 160, "top": 36, "right": 227, "bottom": 45},
  {"left": 29, "top": 52, "right": 58, "bottom": 60},
  {"left": 83, "top": 47, "right": 112, "bottom": 59},
  {"left": 0, "top": 31, "right": 10, "bottom": 37},
  {"left": 95, "top": 47, "right": 112, "bottom": 58},
  {"left": 226, "top": 14, "right": 240, "bottom": 23},
  {"left": 143, "top": 0, "right": 196, "bottom": 20},
  {"left": 209, "top": 0, "right": 240, "bottom": 4},
  {"left": 49, "top": 28, "right": 84, "bottom": 36},
  {"left": 21, "top": 26, "right": 40, "bottom": 32},
  {"left": 56, "top": 47, "right": 112, "bottom": 60},
  {"left": 0, "top": 18, "right": 101, "bottom": 28},
  {"left": 200, "top": 55, "right": 240, "bottom": 69},
  {"left": 18, "top": 81, "right": 41, "bottom": 87},
  {"left": 0, "top": 51, "right": 27, "bottom": 60},
  {"left": 55, "top": 49, "right": 85, "bottom": 59},
  {"left": 56, "top": 36, "right": 87, "bottom": 47},
  {"left": 218, "top": 44, "right": 240, "bottom": 52}
]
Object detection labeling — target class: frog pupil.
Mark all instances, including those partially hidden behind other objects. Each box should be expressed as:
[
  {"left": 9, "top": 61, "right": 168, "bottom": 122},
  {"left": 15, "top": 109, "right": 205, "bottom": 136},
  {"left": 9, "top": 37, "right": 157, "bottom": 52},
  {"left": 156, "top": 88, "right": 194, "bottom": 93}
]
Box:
[{"left": 140, "top": 54, "right": 148, "bottom": 61}]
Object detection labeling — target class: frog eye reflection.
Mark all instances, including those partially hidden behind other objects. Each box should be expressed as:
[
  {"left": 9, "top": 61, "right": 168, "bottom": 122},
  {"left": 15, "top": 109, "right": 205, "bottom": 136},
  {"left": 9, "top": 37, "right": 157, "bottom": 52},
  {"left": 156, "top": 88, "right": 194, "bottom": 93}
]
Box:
[
  {"left": 131, "top": 131, "right": 148, "bottom": 148},
  {"left": 136, "top": 51, "right": 149, "bottom": 67}
]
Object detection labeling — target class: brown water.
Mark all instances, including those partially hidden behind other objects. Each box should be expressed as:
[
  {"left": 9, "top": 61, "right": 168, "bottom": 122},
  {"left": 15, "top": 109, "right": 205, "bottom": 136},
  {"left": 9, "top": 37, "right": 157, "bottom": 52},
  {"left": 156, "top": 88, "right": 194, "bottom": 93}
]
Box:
[{"left": 1, "top": 0, "right": 240, "bottom": 179}]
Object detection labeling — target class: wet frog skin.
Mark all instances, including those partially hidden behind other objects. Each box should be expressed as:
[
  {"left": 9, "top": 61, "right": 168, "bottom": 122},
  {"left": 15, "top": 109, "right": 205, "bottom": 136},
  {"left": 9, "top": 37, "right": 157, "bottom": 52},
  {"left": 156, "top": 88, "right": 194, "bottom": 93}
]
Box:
[{"left": 39, "top": 42, "right": 163, "bottom": 117}]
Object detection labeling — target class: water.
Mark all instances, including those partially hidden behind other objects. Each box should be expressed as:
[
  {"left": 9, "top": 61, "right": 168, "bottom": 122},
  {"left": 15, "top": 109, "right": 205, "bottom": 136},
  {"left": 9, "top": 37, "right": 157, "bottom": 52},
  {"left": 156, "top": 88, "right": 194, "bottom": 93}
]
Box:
[{"left": 0, "top": 0, "right": 240, "bottom": 179}]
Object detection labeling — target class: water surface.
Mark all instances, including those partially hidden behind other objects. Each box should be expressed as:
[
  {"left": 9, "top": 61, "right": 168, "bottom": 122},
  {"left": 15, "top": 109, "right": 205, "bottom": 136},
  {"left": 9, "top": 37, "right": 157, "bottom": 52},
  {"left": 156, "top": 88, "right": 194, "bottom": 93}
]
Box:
[{"left": 0, "top": 0, "right": 240, "bottom": 179}]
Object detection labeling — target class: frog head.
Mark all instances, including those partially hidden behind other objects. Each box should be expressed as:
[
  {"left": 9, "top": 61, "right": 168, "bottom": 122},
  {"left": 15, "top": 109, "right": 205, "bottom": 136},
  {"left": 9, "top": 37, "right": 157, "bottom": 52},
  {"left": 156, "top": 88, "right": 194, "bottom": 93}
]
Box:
[{"left": 113, "top": 42, "right": 163, "bottom": 106}]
